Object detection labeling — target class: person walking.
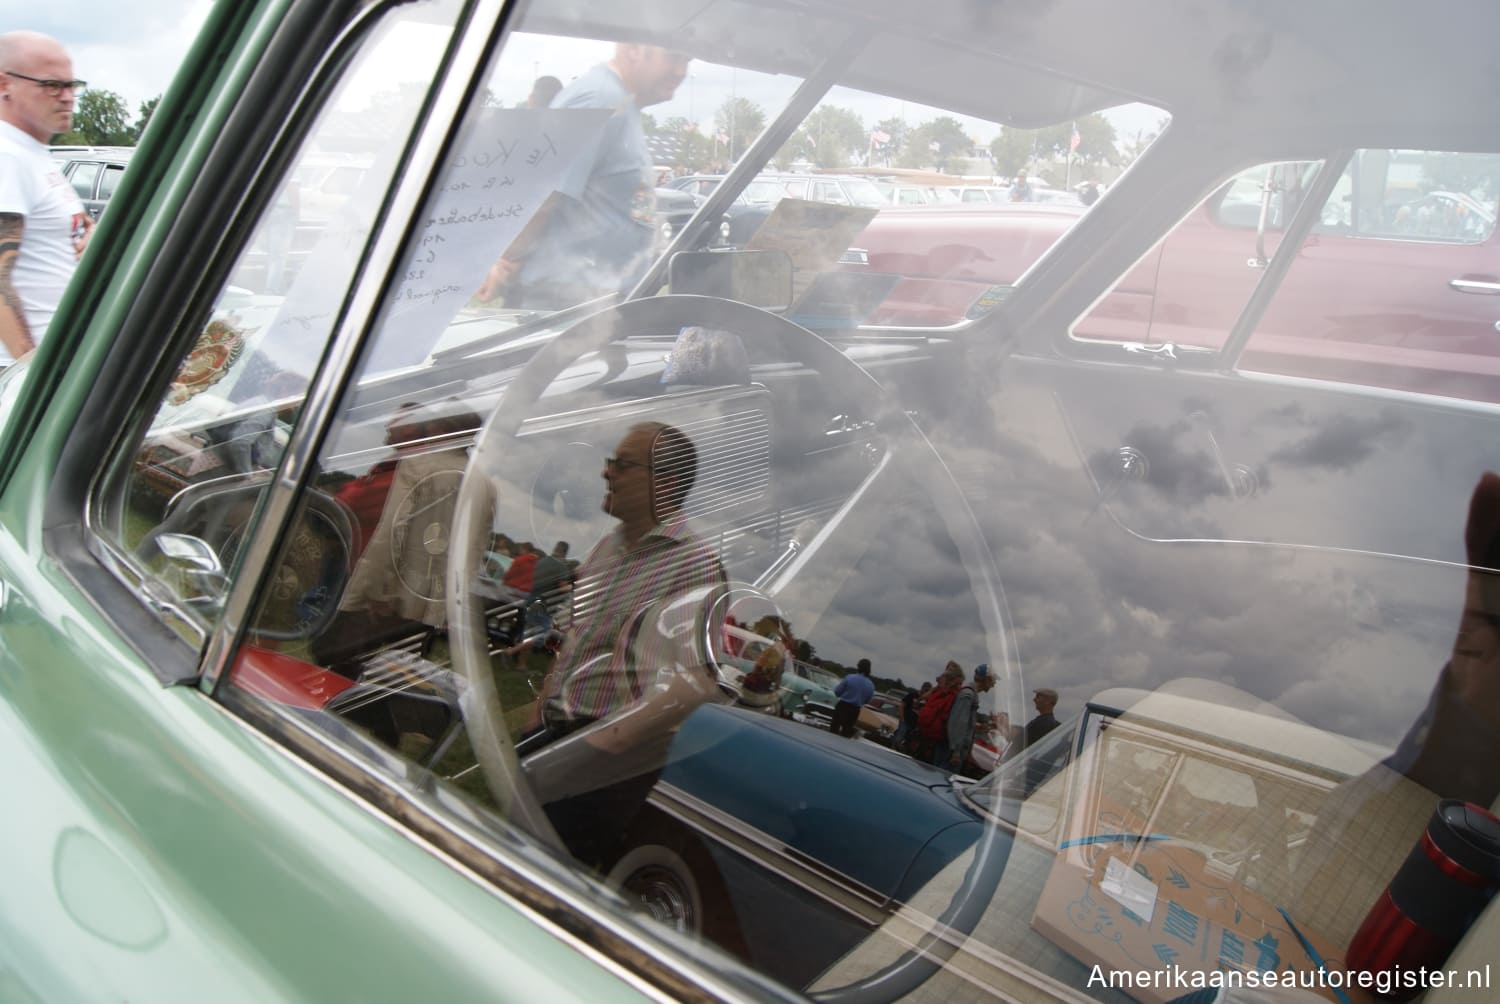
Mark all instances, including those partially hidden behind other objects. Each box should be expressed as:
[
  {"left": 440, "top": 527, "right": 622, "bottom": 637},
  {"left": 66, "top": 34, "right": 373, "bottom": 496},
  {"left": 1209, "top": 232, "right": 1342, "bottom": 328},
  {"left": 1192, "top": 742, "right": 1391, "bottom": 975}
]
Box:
[
  {"left": 831, "top": 658, "right": 875, "bottom": 737},
  {"left": 943, "top": 662, "right": 995, "bottom": 773},
  {"left": 0, "top": 30, "right": 91, "bottom": 366},
  {"left": 478, "top": 44, "right": 691, "bottom": 306}
]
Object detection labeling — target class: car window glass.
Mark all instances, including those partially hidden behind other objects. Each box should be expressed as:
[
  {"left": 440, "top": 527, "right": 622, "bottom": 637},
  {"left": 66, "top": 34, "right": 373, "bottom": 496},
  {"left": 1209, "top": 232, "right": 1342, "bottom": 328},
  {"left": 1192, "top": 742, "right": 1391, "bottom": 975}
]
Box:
[
  {"left": 968, "top": 712, "right": 1081, "bottom": 840},
  {"left": 1347, "top": 149, "right": 1498, "bottom": 243},
  {"left": 169, "top": 4, "right": 1497, "bottom": 1001},
  {"left": 67, "top": 161, "right": 101, "bottom": 199},
  {"left": 90, "top": 1, "right": 461, "bottom": 640},
  {"left": 813, "top": 181, "right": 848, "bottom": 204},
  {"left": 216, "top": 8, "right": 1044, "bottom": 990},
  {"left": 1070, "top": 159, "right": 1326, "bottom": 350},
  {"left": 1239, "top": 148, "right": 1500, "bottom": 400},
  {"left": 1212, "top": 161, "right": 1318, "bottom": 230},
  {"left": 98, "top": 163, "right": 125, "bottom": 200}
]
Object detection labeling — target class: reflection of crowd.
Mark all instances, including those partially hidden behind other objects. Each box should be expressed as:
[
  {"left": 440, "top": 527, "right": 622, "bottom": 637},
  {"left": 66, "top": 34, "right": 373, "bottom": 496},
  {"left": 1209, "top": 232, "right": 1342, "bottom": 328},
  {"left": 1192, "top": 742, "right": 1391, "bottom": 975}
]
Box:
[{"left": 882, "top": 662, "right": 1056, "bottom": 777}]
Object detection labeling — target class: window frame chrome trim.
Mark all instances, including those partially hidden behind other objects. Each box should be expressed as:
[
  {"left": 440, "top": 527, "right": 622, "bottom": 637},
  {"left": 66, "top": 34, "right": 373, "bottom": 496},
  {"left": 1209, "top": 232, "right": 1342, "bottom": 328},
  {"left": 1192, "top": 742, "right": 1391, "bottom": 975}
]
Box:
[{"left": 195, "top": 0, "right": 493, "bottom": 693}]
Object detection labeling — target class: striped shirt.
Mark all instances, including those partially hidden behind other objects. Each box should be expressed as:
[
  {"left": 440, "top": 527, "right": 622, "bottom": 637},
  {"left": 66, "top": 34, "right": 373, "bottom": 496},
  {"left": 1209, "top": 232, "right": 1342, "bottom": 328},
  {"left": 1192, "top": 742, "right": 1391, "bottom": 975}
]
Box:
[{"left": 547, "top": 520, "right": 726, "bottom": 723}]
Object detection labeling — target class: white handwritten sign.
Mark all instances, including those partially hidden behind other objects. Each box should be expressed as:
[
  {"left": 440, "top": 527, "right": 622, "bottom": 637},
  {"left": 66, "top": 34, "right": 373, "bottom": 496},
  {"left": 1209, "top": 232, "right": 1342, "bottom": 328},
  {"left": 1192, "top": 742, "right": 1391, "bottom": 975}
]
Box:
[
  {"left": 366, "top": 107, "right": 609, "bottom": 371},
  {"left": 232, "top": 108, "right": 608, "bottom": 398}
]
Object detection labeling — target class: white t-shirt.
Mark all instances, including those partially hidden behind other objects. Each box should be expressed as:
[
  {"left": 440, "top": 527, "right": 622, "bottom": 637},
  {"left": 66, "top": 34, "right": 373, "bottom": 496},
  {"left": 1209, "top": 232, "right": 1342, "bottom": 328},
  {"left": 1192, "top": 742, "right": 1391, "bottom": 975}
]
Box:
[{"left": 0, "top": 121, "right": 87, "bottom": 362}]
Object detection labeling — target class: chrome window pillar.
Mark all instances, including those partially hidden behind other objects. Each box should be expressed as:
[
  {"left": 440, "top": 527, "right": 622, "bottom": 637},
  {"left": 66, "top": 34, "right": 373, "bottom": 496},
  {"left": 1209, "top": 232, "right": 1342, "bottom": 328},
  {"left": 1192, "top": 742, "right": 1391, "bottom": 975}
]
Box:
[{"left": 198, "top": 0, "right": 513, "bottom": 693}]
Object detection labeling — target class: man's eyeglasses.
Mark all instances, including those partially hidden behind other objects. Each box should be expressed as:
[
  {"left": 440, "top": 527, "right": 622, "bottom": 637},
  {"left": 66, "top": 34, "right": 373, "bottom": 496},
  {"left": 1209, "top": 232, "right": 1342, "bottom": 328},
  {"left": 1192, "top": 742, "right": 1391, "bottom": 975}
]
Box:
[
  {"left": 605, "top": 455, "right": 651, "bottom": 473},
  {"left": 4, "top": 72, "right": 87, "bottom": 96}
]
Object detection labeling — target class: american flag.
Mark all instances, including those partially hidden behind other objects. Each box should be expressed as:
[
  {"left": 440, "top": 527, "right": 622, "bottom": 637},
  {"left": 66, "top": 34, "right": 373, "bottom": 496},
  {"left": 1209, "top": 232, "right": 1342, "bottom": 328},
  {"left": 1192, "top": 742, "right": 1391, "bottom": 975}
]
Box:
[{"left": 1069, "top": 122, "right": 1081, "bottom": 153}]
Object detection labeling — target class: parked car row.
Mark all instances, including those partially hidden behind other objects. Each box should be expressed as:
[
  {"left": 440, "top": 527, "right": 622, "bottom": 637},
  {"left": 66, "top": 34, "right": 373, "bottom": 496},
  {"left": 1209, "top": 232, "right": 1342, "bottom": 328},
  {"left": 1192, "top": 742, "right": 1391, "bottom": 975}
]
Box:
[{"left": 51, "top": 145, "right": 133, "bottom": 221}]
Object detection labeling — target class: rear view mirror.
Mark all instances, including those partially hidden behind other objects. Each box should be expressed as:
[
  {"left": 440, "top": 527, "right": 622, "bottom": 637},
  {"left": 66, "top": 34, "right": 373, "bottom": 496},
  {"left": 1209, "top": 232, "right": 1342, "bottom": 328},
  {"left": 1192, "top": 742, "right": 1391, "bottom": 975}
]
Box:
[{"left": 668, "top": 249, "right": 794, "bottom": 312}]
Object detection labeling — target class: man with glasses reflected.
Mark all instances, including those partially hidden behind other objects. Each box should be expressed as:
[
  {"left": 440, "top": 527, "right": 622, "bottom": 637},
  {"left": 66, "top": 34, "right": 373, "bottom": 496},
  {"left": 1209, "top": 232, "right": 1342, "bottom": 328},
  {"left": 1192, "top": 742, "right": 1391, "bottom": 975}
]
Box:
[
  {"left": 525, "top": 421, "right": 727, "bottom": 866},
  {"left": 0, "top": 30, "right": 91, "bottom": 367}
]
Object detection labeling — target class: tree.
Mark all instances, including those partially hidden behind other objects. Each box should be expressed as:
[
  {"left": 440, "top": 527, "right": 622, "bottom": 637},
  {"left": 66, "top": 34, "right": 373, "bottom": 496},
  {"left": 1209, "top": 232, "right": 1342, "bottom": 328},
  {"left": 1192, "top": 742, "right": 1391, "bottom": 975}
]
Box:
[
  {"left": 1117, "top": 116, "right": 1169, "bottom": 168},
  {"left": 990, "top": 113, "right": 1120, "bottom": 178},
  {"left": 870, "top": 116, "right": 909, "bottom": 166},
  {"left": 990, "top": 127, "right": 1037, "bottom": 178},
  {"left": 1072, "top": 112, "right": 1118, "bottom": 166},
  {"left": 798, "top": 105, "right": 865, "bottom": 169},
  {"left": 77, "top": 90, "right": 134, "bottom": 145},
  {"left": 60, "top": 89, "right": 134, "bottom": 146},
  {"left": 658, "top": 116, "right": 711, "bottom": 172},
  {"left": 134, "top": 96, "right": 161, "bottom": 140},
  {"left": 899, "top": 116, "right": 972, "bottom": 171},
  {"left": 713, "top": 96, "right": 766, "bottom": 162}
]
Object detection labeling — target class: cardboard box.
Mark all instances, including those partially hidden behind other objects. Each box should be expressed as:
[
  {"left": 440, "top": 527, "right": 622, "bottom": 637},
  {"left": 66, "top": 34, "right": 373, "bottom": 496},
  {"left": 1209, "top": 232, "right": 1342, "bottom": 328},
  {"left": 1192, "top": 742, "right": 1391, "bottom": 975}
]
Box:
[{"left": 1032, "top": 839, "right": 1357, "bottom": 1004}]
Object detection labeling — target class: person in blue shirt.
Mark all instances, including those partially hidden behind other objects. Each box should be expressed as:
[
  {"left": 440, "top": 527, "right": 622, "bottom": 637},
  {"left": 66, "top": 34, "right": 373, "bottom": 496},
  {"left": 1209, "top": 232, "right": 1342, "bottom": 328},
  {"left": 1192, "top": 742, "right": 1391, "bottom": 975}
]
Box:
[
  {"left": 478, "top": 45, "right": 690, "bottom": 308},
  {"left": 831, "top": 658, "right": 876, "bottom": 737}
]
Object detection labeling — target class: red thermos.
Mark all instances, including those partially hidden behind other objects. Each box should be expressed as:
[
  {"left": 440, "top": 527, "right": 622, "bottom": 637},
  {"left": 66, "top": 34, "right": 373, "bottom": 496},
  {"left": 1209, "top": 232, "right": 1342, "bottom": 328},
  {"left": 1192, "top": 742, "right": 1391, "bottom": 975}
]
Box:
[{"left": 1346, "top": 800, "right": 1500, "bottom": 1000}]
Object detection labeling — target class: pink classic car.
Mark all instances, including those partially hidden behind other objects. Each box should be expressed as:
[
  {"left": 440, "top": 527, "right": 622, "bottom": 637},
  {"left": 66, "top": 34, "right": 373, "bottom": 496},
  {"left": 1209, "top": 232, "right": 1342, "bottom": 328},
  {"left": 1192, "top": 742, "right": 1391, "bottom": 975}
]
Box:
[{"left": 844, "top": 155, "right": 1500, "bottom": 401}]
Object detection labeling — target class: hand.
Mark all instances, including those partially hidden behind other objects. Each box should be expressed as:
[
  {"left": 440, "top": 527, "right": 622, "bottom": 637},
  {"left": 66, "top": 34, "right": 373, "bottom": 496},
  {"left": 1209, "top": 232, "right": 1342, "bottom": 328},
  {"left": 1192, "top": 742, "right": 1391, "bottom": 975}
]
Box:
[
  {"left": 75, "top": 214, "right": 95, "bottom": 260},
  {"left": 476, "top": 257, "right": 521, "bottom": 302},
  {"left": 1449, "top": 471, "right": 1500, "bottom": 725}
]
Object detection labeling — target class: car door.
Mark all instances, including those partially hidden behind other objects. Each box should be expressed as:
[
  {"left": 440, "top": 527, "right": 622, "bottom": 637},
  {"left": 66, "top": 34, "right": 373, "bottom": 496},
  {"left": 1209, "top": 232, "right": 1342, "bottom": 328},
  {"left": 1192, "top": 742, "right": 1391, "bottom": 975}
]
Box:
[
  {"left": 0, "top": 2, "right": 665, "bottom": 1000},
  {"left": 64, "top": 158, "right": 107, "bottom": 219},
  {"left": 1147, "top": 152, "right": 1500, "bottom": 400}
]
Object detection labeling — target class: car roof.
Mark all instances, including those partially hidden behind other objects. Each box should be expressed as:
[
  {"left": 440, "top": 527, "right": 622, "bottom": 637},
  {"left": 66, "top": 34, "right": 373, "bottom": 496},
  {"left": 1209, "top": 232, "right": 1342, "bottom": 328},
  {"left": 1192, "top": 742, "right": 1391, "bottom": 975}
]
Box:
[
  {"left": 1088, "top": 681, "right": 1388, "bottom": 779},
  {"left": 57, "top": 147, "right": 135, "bottom": 168},
  {"left": 526, "top": 0, "right": 1497, "bottom": 149}
]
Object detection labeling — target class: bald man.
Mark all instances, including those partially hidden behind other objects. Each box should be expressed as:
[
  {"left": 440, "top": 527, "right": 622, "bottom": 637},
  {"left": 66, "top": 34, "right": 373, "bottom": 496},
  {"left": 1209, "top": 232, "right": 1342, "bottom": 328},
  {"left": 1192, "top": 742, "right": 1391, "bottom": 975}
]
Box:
[
  {"left": 526, "top": 421, "right": 727, "bottom": 865},
  {"left": 0, "top": 30, "right": 91, "bottom": 365}
]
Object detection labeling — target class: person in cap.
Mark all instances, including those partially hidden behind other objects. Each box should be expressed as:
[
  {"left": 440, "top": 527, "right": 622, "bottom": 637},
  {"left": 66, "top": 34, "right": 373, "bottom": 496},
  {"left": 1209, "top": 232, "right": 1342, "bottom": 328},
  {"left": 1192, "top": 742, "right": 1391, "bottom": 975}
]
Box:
[
  {"left": 942, "top": 662, "right": 995, "bottom": 772},
  {"left": 1024, "top": 686, "right": 1060, "bottom": 748}
]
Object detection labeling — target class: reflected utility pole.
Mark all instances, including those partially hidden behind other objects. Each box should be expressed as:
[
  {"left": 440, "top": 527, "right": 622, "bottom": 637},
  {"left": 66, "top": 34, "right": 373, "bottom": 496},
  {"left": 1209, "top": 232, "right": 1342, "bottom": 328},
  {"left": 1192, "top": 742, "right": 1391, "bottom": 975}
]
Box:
[{"left": 729, "top": 67, "right": 738, "bottom": 163}]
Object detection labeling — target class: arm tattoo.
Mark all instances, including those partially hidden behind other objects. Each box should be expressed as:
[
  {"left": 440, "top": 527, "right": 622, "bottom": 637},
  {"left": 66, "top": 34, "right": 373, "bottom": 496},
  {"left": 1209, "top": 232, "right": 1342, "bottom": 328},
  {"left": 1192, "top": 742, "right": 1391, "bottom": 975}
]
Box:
[{"left": 0, "top": 213, "right": 35, "bottom": 355}]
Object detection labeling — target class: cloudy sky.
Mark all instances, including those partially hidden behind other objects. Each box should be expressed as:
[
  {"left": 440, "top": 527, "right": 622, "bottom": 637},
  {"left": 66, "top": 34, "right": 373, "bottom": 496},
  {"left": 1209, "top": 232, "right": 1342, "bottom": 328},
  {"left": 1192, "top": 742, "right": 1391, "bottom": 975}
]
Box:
[{"left": 18, "top": 3, "right": 212, "bottom": 115}]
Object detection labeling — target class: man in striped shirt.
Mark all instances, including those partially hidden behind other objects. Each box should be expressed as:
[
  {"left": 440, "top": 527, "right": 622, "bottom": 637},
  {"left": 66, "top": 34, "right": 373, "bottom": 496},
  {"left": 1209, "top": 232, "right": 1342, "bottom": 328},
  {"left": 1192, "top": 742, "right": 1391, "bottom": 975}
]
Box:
[{"left": 530, "top": 420, "right": 727, "bottom": 864}]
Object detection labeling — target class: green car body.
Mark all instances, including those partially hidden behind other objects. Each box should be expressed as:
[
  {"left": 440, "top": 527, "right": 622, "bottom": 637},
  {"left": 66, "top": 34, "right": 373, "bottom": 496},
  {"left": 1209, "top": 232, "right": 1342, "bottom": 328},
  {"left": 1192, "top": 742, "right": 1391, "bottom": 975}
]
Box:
[{"left": 0, "top": 3, "right": 662, "bottom": 1000}]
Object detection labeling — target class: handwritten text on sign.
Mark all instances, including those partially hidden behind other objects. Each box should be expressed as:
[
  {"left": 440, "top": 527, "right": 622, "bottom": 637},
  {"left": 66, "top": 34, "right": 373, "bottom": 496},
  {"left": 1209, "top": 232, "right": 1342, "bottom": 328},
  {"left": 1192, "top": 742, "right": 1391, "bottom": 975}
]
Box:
[
  {"left": 371, "top": 107, "right": 609, "bottom": 370},
  {"left": 239, "top": 107, "right": 607, "bottom": 393}
]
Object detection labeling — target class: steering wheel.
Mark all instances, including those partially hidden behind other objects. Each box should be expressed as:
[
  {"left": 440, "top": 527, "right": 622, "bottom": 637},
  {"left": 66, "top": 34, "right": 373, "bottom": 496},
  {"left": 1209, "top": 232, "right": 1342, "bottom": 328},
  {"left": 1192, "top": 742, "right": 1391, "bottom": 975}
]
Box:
[{"left": 445, "top": 293, "right": 1020, "bottom": 1000}]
